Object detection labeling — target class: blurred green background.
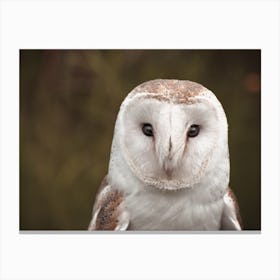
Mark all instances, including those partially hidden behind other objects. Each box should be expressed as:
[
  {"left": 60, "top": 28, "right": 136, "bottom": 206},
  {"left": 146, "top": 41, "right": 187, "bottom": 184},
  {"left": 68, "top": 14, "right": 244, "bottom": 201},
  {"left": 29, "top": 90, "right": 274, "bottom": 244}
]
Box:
[{"left": 20, "top": 50, "right": 261, "bottom": 230}]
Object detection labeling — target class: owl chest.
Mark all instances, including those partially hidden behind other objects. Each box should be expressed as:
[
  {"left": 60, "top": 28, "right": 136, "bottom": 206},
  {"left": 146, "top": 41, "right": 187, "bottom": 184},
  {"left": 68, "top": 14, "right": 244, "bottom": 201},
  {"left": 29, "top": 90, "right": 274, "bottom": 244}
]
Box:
[{"left": 124, "top": 188, "right": 224, "bottom": 230}]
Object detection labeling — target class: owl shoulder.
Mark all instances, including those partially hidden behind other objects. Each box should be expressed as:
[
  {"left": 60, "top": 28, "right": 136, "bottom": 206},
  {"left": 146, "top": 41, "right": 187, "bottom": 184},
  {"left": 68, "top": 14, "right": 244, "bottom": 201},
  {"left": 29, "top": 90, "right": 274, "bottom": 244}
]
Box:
[
  {"left": 88, "top": 176, "right": 130, "bottom": 230},
  {"left": 221, "top": 187, "right": 243, "bottom": 230}
]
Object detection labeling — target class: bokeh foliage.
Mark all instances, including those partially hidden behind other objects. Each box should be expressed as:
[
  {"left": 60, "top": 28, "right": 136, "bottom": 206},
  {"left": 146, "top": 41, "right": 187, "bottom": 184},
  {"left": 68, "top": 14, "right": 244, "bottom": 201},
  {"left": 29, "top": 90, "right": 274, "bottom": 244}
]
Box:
[{"left": 20, "top": 50, "right": 260, "bottom": 230}]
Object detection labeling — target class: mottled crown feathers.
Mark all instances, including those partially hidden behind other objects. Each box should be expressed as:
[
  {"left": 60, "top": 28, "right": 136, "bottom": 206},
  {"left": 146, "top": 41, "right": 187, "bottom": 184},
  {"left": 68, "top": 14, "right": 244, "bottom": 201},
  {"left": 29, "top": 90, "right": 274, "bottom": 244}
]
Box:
[{"left": 128, "top": 79, "right": 212, "bottom": 104}]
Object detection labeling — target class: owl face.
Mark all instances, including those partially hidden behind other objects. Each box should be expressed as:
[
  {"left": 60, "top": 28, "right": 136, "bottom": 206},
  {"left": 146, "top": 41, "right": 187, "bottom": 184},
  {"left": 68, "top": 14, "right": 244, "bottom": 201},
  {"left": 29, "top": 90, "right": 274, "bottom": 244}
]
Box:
[{"left": 110, "top": 80, "right": 229, "bottom": 191}]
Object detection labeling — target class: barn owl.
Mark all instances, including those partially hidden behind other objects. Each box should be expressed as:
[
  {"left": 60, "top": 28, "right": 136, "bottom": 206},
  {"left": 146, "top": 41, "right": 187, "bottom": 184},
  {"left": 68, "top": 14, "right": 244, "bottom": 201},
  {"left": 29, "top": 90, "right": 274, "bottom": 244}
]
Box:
[{"left": 88, "top": 79, "right": 242, "bottom": 231}]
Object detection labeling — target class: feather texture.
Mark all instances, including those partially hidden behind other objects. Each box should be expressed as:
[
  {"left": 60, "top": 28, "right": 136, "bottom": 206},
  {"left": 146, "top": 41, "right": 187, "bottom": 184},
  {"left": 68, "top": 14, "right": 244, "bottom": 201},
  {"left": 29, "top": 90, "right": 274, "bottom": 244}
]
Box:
[
  {"left": 88, "top": 176, "right": 129, "bottom": 230},
  {"left": 88, "top": 79, "right": 242, "bottom": 231}
]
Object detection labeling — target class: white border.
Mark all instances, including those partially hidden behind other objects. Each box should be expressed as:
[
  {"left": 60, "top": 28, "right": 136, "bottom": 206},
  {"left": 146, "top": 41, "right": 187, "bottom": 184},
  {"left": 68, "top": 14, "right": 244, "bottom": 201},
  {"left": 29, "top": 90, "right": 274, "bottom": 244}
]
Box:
[{"left": 1, "top": 1, "right": 279, "bottom": 279}]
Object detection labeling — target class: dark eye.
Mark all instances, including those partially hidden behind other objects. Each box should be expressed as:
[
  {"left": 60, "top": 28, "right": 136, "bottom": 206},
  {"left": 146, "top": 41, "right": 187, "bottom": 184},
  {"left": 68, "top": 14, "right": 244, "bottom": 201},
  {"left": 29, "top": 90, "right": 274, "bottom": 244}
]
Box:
[
  {"left": 188, "top": 124, "right": 200, "bottom": 137},
  {"left": 142, "top": 123, "right": 153, "bottom": 137}
]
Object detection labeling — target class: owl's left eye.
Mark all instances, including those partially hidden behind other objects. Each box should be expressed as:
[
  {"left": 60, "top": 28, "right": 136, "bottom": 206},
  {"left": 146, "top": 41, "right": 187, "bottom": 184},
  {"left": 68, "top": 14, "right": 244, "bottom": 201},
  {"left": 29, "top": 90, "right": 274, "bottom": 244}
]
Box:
[
  {"left": 188, "top": 124, "right": 200, "bottom": 137},
  {"left": 142, "top": 123, "right": 153, "bottom": 137}
]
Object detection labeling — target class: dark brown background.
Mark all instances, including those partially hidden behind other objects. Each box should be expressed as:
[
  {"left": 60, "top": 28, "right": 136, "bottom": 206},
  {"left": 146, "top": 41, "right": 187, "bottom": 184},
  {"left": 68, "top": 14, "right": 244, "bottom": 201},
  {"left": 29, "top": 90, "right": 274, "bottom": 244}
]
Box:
[{"left": 20, "top": 50, "right": 261, "bottom": 230}]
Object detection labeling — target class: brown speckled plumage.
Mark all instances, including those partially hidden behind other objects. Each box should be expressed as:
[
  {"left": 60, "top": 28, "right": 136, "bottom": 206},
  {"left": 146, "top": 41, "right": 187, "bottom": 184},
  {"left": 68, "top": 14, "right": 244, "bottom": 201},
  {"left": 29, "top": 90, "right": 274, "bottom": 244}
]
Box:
[
  {"left": 129, "top": 79, "right": 210, "bottom": 104},
  {"left": 88, "top": 175, "right": 126, "bottom": 230},
  {"left": 94, "top": 187, "right": 123, "bottom": 230},
  {"left": 227, "top": 188, "right": 243, "bottom": 229}
]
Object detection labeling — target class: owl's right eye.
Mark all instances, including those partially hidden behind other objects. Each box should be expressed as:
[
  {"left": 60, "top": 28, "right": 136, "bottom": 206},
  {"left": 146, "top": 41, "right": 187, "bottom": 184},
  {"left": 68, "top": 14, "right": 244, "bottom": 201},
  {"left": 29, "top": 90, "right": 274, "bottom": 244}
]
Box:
[
  {"left": 187, "top": 124, "right": 200, "bottom": 137},
  {"left": 142, "top": 123, "right": 153, "bottom": 137}
]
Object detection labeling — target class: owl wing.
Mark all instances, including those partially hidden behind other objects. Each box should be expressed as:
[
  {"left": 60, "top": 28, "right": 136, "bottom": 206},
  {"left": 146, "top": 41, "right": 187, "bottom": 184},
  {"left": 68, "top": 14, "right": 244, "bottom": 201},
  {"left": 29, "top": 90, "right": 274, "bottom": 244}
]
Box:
[
  {"left": 221, "top": 187, "right": 243, "bottom": 230},
  {"left": 88, "top": 176, "right": 130, "bottom": 230}
]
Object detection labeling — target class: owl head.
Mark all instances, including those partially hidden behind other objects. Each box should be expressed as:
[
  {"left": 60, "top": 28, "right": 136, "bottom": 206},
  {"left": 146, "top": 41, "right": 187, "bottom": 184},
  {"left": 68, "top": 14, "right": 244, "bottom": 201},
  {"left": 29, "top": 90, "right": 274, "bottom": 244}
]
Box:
[{"left": 109, "top": 79, "right": 229, "bottom": 191}]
